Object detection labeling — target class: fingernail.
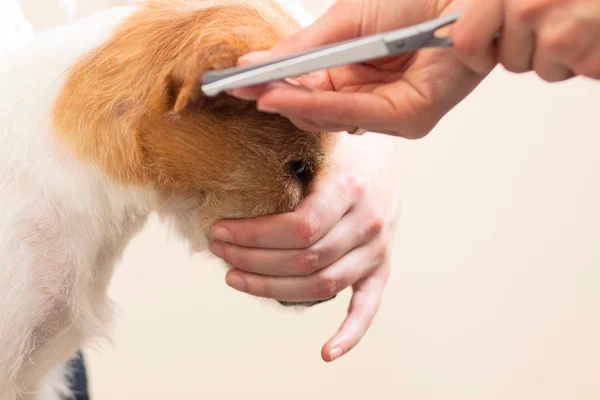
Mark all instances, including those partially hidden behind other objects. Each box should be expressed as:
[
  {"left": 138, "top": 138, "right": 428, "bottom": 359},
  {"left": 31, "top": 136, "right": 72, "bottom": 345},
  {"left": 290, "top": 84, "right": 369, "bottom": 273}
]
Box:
[
  {"left": 329, "top": 347, "right": 343, "bottom": 361},
  {"left": 210, "top": 226, "right": 232, "bottom": 242},
  {"left": 226, "top": 271, "right": 246, "bottom": 292},
  {"left": 209, "top": 241, "right": 224, "bottom": 258},
  {"left": 228, "top": 89, "right": 256, "bottom": 101},
  {"left": 283, "top": 78, "right": 301, "bottom": 86},
  {"left": 238, "top": 51, "right": 273, "bottom": 65},
  {"left": 257, "top": 102, "right": 278, "bottom": 113}
]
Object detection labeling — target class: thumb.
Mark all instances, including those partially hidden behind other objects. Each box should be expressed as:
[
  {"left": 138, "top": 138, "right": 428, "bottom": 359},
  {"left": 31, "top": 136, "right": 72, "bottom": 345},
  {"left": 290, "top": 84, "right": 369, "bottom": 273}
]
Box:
[{"left": 240, "top": 0, "right": 362, "bottom": 62}]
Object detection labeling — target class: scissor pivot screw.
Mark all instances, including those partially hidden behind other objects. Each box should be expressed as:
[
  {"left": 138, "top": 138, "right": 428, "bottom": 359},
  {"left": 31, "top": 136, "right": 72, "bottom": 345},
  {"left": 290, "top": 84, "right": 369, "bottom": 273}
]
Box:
[{"left": 393, "top": 40, "right": 405, "bottom": 49}]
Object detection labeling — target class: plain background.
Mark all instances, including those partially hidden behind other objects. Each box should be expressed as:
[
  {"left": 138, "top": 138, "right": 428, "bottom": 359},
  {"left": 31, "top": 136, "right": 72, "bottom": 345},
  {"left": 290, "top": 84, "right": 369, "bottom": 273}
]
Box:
[{"left": 19, "top": 0, "right": 600, "bottom": 399}]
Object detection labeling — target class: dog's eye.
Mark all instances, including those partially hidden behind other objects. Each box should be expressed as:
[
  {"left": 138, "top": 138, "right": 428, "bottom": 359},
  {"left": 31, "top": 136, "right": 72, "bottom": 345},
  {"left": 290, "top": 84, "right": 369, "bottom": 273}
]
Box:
[{"left": 287, "top": 160, "right": 313, "bottom": 184}]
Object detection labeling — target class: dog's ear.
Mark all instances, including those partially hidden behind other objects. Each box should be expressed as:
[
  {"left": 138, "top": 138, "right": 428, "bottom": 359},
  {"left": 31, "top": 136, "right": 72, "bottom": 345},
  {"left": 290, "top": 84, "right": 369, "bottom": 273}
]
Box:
[{"left": 148, "top": 39, "right": 249, "bottom": 115}]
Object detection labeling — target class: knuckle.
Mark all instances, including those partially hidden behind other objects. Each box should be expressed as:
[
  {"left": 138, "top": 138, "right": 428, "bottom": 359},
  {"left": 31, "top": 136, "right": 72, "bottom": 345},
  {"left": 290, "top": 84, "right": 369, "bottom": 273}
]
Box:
[
  {"left": 374, "top": 237, "right": 390, "bottom": 263},
  {"left": 240, "top": 230, "right": 260, "bottom": 248},
  {"left": 216, "top": 244, "right": 235, "bottom": 263},
  {"left": 514, "top": 1, "right": 539, "bottom": 23},
  {"left": 370, "top": 212, "right": 386, "bottom": 234},
  {"left": 400, "top": 127, "right": 430, "bottom": 139},
  {"left": 294, "top": 212, "right": 320, "bottom": 245},
  {"left": 231, "top": 254, "right": 252, "bottom": 272},
  {"left": 534, "top": 61, "right": 574, "bottom": 83},
  {"left": 565, "top": 47, "right": 589, "bottom": 70},
  {"left": 255, "top": 279, "right": 272, "bottom": 298},
  {"left": 499, "top": 46, "right": 531, "bottom": 74},
  {"left": 313, "top": 272, "right": 340, "bottom": 299},
  {"left": 540, "top": 30, "right": 570, "bottom": 55},
  {"left": 502, "top": 63, "right": 520, "bottom": 74},
  {"left": 453, "top": 35, "right": 497, "bottom": 73},
  {"left": 344, "top": 172, "right": 366, "bottom": 198},
  {"left": 293, "top": 248, "right": 321, "bottom": 275},
  {"left": 362, "top": 210, "right": 385, "bottom": 238},
  {"left": 502, "top": 58, "right": 530, "bottom": 74},
  {"left": 573, "top": 61, "right": 600, "bottom": 79},
  {"left": 453, "top": 32, "right": 482, "bottom": 58},
  {"left": 533, "top": 68, "right": 555, "bottom": 83},
  {"left": 342, "top": 97, "right": 360, "bottom": 126},
  {"left": 336, "top": 94, "right": 364, "bottom": 127},
  {"left": 451, "top": 21, "right": 478, "bottom": 56}
]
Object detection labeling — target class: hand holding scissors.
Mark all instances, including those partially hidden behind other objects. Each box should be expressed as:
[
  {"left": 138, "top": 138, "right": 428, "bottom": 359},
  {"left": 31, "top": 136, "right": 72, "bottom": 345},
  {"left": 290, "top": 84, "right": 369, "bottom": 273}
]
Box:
[
  {"left": 200, "top": 0, "right": 487, "bottom": 138},
  {"left": 202, "top": 0, "right": 600, "bottom": 138},
  {"left": 206, "top": 0, "right": 600, "bottom": 364}
]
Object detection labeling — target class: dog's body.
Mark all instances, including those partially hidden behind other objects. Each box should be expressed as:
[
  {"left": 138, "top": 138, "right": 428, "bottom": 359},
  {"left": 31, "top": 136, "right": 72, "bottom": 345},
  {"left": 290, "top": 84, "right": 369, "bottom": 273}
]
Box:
[{"left": 0, "top": 1, "right": 337, "bottom": 398}]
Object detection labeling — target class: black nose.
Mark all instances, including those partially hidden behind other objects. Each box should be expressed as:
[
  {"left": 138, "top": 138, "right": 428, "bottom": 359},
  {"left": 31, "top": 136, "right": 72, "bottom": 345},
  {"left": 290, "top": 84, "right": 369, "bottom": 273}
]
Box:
[{"left": 287, "top": 160, "right": 314, "bottom": 185}]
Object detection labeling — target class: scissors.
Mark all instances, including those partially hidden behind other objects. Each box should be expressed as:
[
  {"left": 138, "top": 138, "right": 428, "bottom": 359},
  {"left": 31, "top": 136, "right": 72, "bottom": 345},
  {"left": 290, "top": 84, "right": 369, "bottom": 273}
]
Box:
[{"left": 200, "top": 10, "right": 464, "bottom": 97}]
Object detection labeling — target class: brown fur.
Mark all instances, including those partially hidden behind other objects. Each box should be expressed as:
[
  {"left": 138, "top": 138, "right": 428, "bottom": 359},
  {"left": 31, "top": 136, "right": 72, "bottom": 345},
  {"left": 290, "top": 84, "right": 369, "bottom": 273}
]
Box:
[{"left": 52, "top": 0, "right": 338, "bottom": 221}]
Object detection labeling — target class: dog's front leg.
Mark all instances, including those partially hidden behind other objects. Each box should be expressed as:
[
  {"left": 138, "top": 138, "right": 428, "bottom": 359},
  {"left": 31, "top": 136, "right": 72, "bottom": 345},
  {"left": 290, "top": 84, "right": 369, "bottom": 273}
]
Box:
[{"left": 0, "top": 238, "right": 87, "bottom": 399}]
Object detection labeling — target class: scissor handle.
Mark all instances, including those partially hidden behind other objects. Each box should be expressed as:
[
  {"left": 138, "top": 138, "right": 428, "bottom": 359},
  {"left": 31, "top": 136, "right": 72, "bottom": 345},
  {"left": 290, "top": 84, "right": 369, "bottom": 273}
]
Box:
[{"left": 200, "top": 9, "right": 493, "bottom": 97}]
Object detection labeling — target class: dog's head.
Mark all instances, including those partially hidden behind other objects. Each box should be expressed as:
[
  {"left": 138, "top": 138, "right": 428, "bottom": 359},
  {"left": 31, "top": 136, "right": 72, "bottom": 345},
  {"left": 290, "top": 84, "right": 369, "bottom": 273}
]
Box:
[{"left": 52, "top": 0, "right": 340, "bottom": 306}]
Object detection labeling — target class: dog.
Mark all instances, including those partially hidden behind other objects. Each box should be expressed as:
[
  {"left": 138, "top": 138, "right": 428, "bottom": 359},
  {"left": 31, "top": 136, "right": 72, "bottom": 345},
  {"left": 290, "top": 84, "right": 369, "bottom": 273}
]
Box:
[{"left": 0, "top": 1, "right": 339, "bottom": 398}]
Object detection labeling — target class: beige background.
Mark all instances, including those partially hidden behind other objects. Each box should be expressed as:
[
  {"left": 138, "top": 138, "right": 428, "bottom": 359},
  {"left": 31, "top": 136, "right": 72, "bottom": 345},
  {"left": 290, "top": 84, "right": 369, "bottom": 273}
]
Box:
[{"left": 20, "top": 1, "right": 600, "bottom": 399}]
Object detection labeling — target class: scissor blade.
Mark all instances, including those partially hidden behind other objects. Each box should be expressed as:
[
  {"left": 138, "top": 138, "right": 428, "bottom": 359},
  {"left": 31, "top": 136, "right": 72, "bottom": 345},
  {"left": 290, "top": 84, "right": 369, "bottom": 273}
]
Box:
[
  {"left": 200, "top": 11, "right": 466, "bottom": 97},
  {"left": 200, "top": 35, "right": 390, "bottom": 97}
]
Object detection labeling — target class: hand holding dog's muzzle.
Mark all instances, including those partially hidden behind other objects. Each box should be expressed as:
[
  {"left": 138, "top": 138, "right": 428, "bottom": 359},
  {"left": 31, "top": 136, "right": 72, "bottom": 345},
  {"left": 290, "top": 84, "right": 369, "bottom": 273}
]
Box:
[{"left": 209, "top": 132, "right": 399, "bottom": 362}]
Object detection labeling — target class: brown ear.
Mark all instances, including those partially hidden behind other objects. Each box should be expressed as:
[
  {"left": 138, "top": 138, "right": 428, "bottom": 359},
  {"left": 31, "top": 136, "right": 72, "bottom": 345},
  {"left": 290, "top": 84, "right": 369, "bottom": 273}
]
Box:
[{"left": 149, "top": 39, "right": 250, "bottom": 115}]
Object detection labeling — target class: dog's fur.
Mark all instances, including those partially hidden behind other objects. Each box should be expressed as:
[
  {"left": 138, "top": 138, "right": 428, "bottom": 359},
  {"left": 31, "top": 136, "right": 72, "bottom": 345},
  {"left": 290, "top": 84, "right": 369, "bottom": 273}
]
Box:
[{"left": 0, "top": 1, "right": 338, "bottom": 398}]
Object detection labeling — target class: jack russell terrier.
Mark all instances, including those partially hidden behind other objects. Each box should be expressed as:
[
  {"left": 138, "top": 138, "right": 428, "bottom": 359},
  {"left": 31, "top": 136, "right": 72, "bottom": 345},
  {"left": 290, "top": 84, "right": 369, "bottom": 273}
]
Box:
[{"left": 0, "top": 0, "right": 339, "bottom": 398}]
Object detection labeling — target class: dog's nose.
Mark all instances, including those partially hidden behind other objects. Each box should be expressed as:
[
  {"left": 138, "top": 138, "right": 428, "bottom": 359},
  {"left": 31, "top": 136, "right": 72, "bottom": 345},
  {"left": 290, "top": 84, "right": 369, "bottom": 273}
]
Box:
[{"left": 287, "top": 159, "right": 314, "bottom": 186}]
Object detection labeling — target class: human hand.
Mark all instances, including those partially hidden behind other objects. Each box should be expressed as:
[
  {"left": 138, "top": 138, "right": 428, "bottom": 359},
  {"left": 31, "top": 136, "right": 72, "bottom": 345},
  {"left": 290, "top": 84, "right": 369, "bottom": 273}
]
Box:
[
  {"left": 209, "top": 132, "right": 400, "bottom": 362},
  {"left": 227, "top": 0, "right": 484, "bottom": 138},
  {"left": 452, "top": 0, "right": 600, "bottom": 81}
]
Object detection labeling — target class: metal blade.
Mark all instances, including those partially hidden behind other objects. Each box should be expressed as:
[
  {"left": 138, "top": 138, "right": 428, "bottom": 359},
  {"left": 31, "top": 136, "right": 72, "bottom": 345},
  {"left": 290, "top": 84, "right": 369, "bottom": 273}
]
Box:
[{"left": 200, "top": 35, "right": 390, "bottom": 97}]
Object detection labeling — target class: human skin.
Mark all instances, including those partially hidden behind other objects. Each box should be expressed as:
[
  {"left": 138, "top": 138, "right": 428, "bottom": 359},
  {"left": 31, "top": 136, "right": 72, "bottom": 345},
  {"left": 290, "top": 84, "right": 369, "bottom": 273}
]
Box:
[{"left": 210, "top": 0, "right": 600, "bottom": 362}]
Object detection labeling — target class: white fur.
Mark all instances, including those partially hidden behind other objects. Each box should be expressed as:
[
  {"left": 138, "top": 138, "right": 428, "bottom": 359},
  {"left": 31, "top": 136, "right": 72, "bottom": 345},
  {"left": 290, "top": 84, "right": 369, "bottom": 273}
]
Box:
[
  {"left": 0, "top": 1, "right": 314, "bottom": 398},
  {"left": 0, "top": 5, "right": 159, "bottom": 399}
]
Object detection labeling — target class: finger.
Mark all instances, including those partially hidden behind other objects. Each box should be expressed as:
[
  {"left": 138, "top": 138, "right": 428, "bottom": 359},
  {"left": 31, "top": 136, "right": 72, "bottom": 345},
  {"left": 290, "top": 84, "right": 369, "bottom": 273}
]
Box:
[
  {"left": 228, "top": 79, "right": 300, "bottom": 102},
  {"left": 279, "top": 112, "right": 357, "bottom": 133},
  {"left": 232, "top": 52, "right": 315, "bottom": 99},
  {"left": 532, "top": 44, "right": 574, "bottom": 82},
  {"left": 210, "top": 204, "right": 383, "bottom": 276},
  {"left": 230, "top": 82, "right": 359, "bottom": 133},
  {"left": 254, "top": 86, "right": 408, "bottom": 136},
  {"left": 235, "top": 0, "right": 361, "bottom": 67},
  {"left": 498, "top": 2, "right": 536, "bottom": 73},
  {"left": 224, "top": 235, "right": 386, "bottom": 302},
  {"left": 237, "top": 50, "right": 272, "bottom": 65},
  {"left": 267, "top": 0, "right": 361, "bottom": 57},
  {"left": 574, "top": 52, "right": 600, "bottom": 79},
  {"left": 452, "top": 0, "right": 503, "bottom": 74},
  {"left": 229, "top": 74, "right": 329, "bottom": 104},
  {"left": 543, "top": 11, "right": 600, "bottom": 79},
  {"left": 210, "top": 170, "right": 360, "bottom": 249},
  {"left": 321, "top": 264, "right": 390, "bottom": 362},
  {"left": 535, "top": 13, "right": 598, "bottom": 79}
]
